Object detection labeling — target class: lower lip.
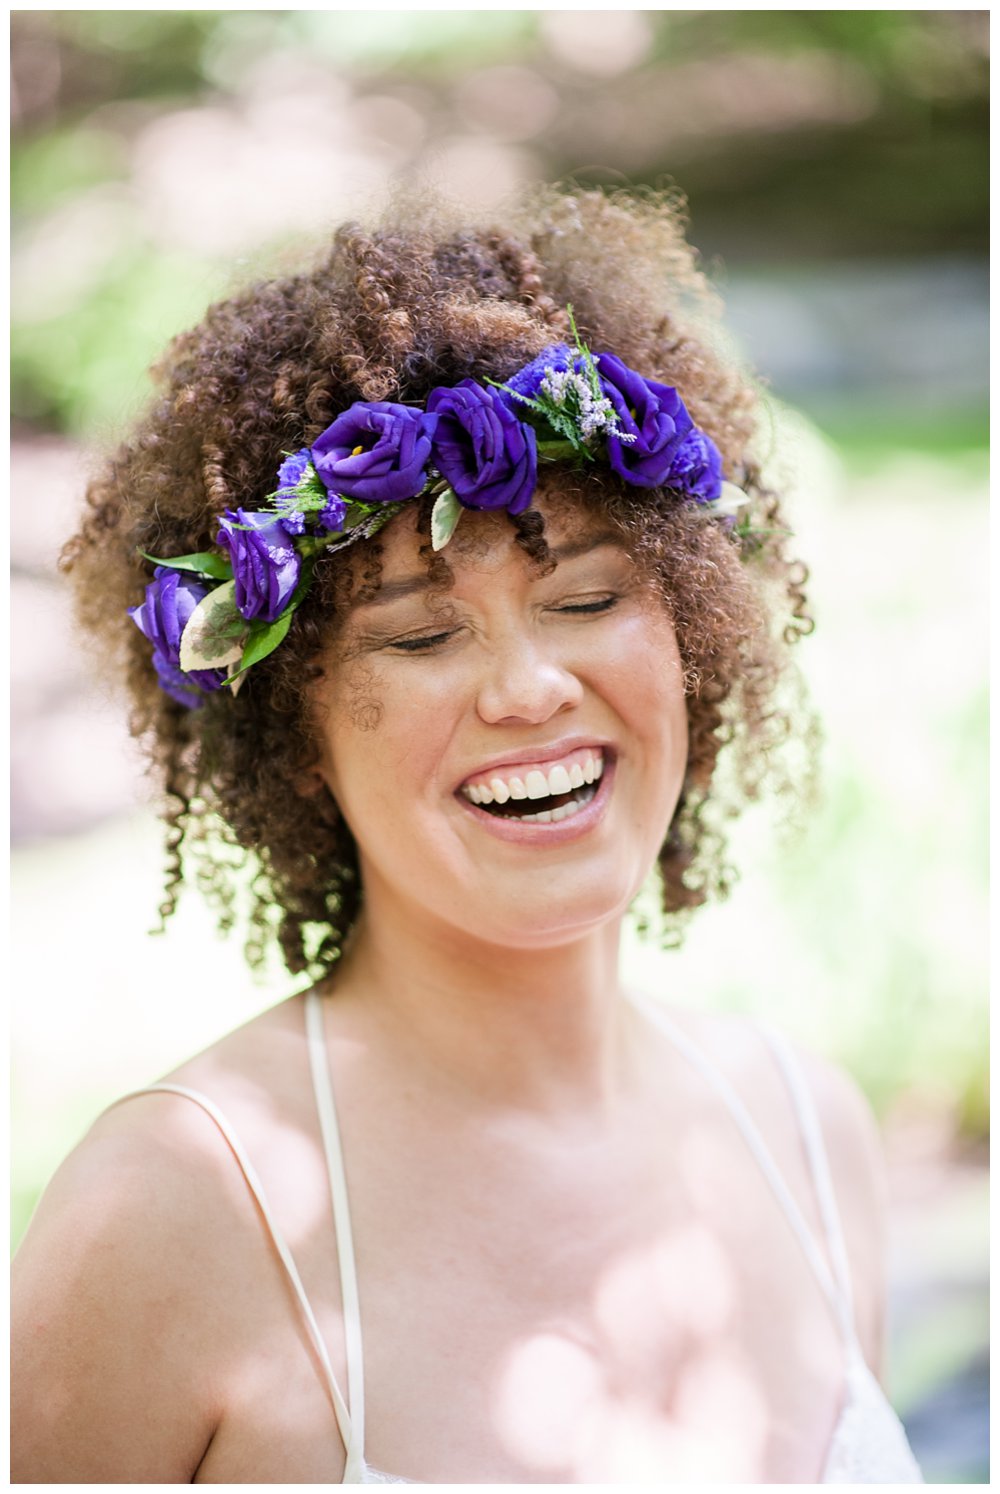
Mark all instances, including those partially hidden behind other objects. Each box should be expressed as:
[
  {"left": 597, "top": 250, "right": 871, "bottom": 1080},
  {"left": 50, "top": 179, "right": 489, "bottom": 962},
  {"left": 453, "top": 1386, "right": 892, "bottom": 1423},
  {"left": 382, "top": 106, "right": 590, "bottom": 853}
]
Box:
[{"left": 455, "top": 759, "right": 615, "bottom": 847}]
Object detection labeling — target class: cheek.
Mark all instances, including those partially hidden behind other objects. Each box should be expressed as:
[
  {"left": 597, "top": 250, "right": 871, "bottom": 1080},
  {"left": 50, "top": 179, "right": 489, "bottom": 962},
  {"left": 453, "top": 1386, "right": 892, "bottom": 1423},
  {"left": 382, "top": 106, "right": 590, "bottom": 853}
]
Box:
[
  {"left": 313, "top": 657, "right": 387, "bottom": 805},
  {"left": 604, "top": 611, "right": 689, "bottom": 730},
  {"left": 599, "top": 613, "right": 690, "bottom": 825},
  {"left": 314, "top": 658, "right": 446, "bottom": 821}
]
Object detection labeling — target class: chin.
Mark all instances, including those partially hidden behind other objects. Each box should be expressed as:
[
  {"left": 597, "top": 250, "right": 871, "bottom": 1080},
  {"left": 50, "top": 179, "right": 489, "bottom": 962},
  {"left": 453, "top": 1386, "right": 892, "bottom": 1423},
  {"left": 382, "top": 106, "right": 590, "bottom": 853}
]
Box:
[{"left": 454, "top": 864, "right": 649, "bottom": 951}]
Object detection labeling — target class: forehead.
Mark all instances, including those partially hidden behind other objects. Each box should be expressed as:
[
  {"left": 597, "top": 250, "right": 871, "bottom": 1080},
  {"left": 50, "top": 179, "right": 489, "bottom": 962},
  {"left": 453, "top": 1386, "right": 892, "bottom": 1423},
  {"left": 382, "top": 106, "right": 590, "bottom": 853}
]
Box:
[{"left": 367, "top": 493, "right": 626, "bottom": 598}]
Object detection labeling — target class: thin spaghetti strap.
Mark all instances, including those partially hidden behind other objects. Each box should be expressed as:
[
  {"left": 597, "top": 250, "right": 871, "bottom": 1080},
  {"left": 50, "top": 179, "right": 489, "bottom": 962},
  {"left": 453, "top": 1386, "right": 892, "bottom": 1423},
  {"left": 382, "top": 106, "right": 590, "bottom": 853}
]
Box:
[
  {"left": 627, "top": 992, "right": 846, "bottom": 1326},
  {"left": 107, "top": 1084, "right": 354, "bottom": 1451},
  {"left": 304, "top": 991, "right": 367, "bottom": 1480},
  {"left": 753, "top": 1022, "right": 861, "bottom": 1352}
]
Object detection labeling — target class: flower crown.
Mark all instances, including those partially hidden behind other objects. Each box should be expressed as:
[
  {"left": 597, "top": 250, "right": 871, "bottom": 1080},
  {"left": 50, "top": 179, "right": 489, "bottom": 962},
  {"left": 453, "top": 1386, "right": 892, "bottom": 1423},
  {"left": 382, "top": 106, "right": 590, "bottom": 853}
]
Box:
[{"left": 130, "top": 312, "right": 746, "bottom": 707}]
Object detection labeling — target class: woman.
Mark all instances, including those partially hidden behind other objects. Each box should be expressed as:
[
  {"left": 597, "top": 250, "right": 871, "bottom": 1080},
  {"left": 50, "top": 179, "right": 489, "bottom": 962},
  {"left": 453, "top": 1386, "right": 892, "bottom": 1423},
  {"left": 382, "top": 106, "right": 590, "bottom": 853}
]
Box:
[{"left": 12, "top": 189, "right": 922, "bottom": 1483}]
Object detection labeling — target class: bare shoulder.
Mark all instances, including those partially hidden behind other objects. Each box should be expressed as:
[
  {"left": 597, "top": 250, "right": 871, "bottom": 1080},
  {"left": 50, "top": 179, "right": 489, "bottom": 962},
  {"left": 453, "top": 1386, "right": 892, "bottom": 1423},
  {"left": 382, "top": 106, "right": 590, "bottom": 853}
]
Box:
[
  {"left": 643, "top": 1000, "right": 888, "bottom": 1373},
  {"left": 11, "top": 991, "right": 314, "bottom": 1482}
]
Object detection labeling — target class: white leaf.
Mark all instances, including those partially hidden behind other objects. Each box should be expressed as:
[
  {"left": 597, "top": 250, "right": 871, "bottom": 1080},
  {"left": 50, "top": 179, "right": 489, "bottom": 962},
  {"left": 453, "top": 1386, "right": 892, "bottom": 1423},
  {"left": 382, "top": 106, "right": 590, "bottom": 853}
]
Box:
[
  {"left": 178, "top": 580, "right": 247, "bottom": 671},
  {"left": 431, "top": 488, "right": 463, "bottom": 552},
  {"left": 705, "top": 481, "right": 747, "bottom": 519}
]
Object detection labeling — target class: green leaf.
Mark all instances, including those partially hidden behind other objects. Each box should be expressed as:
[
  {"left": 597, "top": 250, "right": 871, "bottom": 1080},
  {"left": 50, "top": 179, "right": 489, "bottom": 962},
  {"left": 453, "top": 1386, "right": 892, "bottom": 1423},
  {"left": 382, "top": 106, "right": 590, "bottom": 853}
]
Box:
[
  {"left": 236, "top": 610, "right": 294, "bottom": 675},
  {"left": 536, "top": 438, "right": 582, "bottom": 461},
  {"left": 430, "top": 488, "right": 463, "bottom": 551},
  {"left": 296, "top": 533, "right": 335, "bottom": 559},
  {"left": 537, "top": 405, "right": 590, "bottom": 452},
  {"left": 267, "top": 460, "right": 325, "bottom": 507},
  {"left": 265, "top": 465, "right": 329, "bottom": 512},
  {"left": 178, "top": 580, "right": 246, "bottom": 671},
  {"left": 565, "top": 303, "right": 603, "bottom": 400},
  {"left": 226, "top": 560, "right": 315, "bottom": 682},
  {"left": 139, "top": 549, "right": 232, "bottom": 581},
  {"left": 484, "top": 378, "right": 548, "bottom": 416}
]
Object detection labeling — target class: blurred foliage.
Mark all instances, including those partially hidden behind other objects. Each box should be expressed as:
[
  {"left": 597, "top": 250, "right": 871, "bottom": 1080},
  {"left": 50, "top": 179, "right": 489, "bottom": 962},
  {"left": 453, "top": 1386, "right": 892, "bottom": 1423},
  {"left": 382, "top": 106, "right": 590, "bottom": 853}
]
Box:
[
  {"left": 11, "top": 9, "right": 988, "bottom": 436},
  {"left": 12, "top": 245, "right": 222, "bottom": 434},
  {"left": 817, "top": 406, "right": 989, "bottom": 458}
]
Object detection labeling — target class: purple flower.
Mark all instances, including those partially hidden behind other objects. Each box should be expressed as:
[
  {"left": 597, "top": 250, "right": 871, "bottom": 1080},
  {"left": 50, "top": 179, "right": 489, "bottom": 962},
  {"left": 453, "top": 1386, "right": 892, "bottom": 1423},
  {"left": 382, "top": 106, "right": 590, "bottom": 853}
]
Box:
[
  {"left": 216, "top": 509, "right": 301, "bottom": 622},
  {"left": 273, "top": 499, "right": 306, "bottom": 535},
  {"left": 128, "top": 567, "right": 226, "bottom": 706},
  {"left": 426, "top": 381, "right": 537, "bottom": 514},
  {"left": 276, "top": 447, "right": 312, "bottom": 493},
  {"left": 311, "top": 402, "right": 438, "bottom": 504},
  {"left": 149, "top": 652, "right": 218, "bottom": 708},
  {"left": 595, "top": 353, "right": 695, "bottom": 489},
  {"left": 499, "top": 343, "right": 574, "bottom": 406},
  {"left": 272, "top": 447, "right": 313, "bottom": 534},
  {"left": 318, "top": 495, "right": 348, "bottom": 532},
  {"left": 665, "top": 428, "right": 723, "bottom": 503}
]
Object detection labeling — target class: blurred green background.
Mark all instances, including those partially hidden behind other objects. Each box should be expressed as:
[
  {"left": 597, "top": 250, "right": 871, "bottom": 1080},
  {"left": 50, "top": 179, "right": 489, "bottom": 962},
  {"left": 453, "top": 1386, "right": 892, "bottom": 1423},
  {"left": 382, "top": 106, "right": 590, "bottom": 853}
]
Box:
[{"left": 11, "top": 10, "right": 987, "bottom": 1482}]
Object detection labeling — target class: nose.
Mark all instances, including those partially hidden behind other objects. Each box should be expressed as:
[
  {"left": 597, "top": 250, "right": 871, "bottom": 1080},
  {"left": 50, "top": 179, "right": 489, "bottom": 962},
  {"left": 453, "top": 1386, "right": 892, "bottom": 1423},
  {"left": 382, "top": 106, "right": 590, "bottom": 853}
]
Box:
[{"left": 475, "top": 634, "right": 584, "bottom": 726}]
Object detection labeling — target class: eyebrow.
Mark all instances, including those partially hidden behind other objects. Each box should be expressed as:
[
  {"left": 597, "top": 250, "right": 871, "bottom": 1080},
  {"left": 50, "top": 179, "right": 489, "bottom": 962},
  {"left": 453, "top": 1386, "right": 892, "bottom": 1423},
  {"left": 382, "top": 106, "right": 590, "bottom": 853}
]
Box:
[{"left": 353, "top": 532, "right": 625, "bottom": 610}]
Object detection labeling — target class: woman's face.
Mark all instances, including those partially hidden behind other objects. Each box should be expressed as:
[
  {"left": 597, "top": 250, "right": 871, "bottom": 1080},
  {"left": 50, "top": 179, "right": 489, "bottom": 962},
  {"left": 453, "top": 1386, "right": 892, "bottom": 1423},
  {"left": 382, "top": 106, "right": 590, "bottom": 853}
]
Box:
[{"left": 313, "top": 497, "right": 689, "bottom": 950}]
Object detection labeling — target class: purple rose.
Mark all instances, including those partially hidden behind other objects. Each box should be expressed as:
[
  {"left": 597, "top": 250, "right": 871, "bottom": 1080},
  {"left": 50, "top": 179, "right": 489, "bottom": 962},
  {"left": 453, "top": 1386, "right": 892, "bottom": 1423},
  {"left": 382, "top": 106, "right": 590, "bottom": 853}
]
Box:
[
  {"left": 665, "top": 429, "right": 723, "bottom": 503},
  {"left": 426, "top": 381, "right": 537, "bottom": 514},
  {"left": 128, "top": 567, "right": 226, "bottom": 706},
  {"left": 149, "top": 652, "right": 219, "bottom": 708},
  {"left": 311, "top": 402, "right": 438, "bottom": 504},
  {"left": 216, "top": 509, "right": 301, "bottom": 622},
  {"left": 499, "top": 343, "right": 574, "bottom": 406},
  {"left": 595, "top": 353, "right": 695, "bottom": 489}
]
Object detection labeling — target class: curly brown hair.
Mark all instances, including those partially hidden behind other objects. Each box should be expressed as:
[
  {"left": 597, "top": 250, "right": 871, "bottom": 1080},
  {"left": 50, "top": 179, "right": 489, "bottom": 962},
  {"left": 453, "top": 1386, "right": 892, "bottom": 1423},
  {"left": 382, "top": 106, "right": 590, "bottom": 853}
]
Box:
[{"left": 61, "top": 186, "right": 814, "bottom": 980}]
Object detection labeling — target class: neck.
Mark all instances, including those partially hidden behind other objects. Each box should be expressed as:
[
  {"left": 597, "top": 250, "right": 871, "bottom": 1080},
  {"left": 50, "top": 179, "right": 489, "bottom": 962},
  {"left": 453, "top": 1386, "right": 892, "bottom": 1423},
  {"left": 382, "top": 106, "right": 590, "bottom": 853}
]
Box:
[{"left": 332, "top": 885, "right": 641, "bottom": 1121}]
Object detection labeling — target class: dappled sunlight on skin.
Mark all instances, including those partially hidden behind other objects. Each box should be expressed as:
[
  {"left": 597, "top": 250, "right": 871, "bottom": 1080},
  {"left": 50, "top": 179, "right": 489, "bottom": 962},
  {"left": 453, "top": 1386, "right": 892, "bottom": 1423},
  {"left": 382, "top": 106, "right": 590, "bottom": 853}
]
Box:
[
  {"left": 796, "top": 1310, "right": 842, "bottom": 1379},
  {"left": 595, "top": 1370, "right": 765, "bottom": 1483},
  {"left": 209, "top": 1350, "right": 342, "bottom": 1484},
  {"left": 679, "top": 1125, "right": 747, "bottom": 1216},
  {"left": 494, "top": 1333, "right": 604, "bottom": 1472},
  {"left": 493, "top": 1221, "right": 769, "bottom": 1481},
  {"left": 592, "top": 1223, "right": 737, "bottom": 1364},
  {"left": 156, "top": 1005, "right": 853, "bottom": 1483},
  {"left": 195, "top": 1080, "right": 332, "bottom": 1248},
  {"left": 494, "top": 1328, "right": 768, "bottom": 1483},
  {"left": 668, "top": 1348, "right": 769, "bottom": 1477},
  {"left": 187, "top": 1020, "right": 369, "bottom": 1249}
]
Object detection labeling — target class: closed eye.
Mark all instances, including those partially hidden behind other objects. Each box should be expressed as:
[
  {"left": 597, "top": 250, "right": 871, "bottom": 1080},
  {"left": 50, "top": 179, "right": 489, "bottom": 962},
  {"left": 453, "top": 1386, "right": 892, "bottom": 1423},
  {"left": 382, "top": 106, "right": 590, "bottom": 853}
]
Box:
[
  {"left": 555, "top": 595, "right": 620, "bottom": 615},
  {"left": 388, "top": 631, "right": 455, "bottom": 653},
  {"left": 386, "top": 595, "right": 620, "bottom": 649}
]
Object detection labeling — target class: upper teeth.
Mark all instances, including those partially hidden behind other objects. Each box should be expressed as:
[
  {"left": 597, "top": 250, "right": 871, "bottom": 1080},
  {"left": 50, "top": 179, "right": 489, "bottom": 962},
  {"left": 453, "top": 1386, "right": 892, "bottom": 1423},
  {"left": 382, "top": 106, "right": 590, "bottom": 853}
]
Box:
[{"left": 463, "top": 752, "right": 604, "bottom": 805}]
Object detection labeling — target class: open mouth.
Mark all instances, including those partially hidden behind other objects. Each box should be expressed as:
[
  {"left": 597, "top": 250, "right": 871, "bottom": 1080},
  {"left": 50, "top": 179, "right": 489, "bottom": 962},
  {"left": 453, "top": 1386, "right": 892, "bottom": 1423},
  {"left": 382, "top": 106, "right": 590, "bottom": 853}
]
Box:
[{"left": 459, "top": 750, "right": 606, "bottom": 825}]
